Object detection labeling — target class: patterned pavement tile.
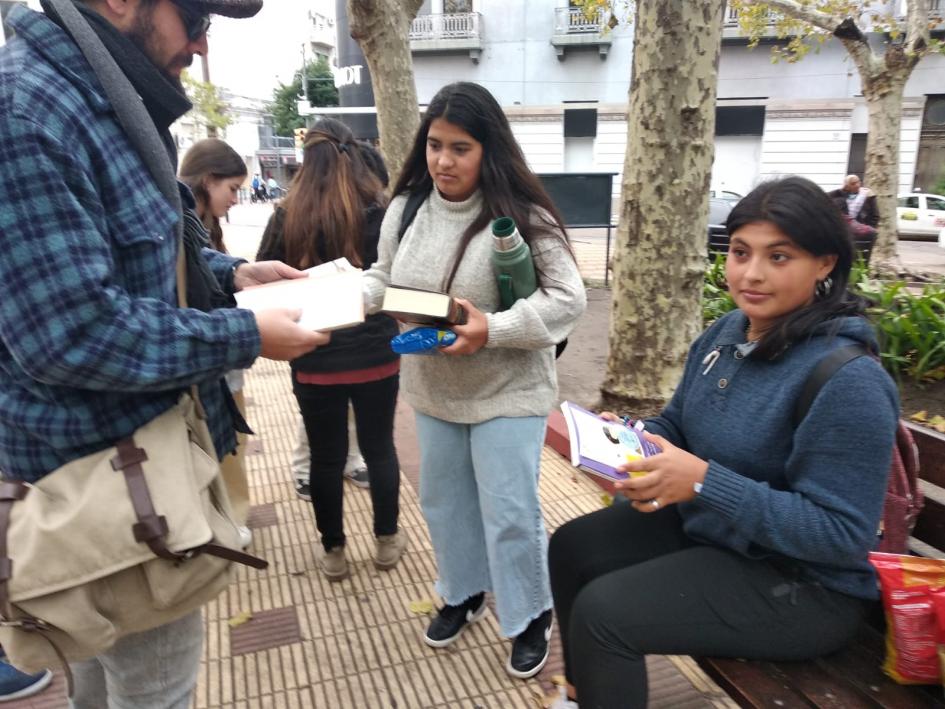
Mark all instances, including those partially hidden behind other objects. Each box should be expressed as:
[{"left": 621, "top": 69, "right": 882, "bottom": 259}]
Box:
[{"left": 7, "top": 357, "right": 732, "bottom": 709}]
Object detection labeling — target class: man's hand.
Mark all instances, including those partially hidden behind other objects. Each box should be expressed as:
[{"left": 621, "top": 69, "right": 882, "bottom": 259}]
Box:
[
  {"left": 255, "top": 308, "right": 329, "bottom": 361},
  {"left": 235, "top": 261, "right": 307, "bottom": 291},
  {"left": 441, "top": 298, "right": 488, "bottom": 356}
]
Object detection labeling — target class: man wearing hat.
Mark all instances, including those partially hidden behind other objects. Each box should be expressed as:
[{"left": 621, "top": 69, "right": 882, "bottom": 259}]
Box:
[{"left": 0, "top": 0, "right": 324, "bottom": 705}]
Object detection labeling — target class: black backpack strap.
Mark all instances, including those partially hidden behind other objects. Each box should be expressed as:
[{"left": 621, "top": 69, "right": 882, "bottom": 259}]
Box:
[
  {"left": 792, "top": 344, "right": 872, "bottom": 428},
  {"left": 398, "top": 189, "right": 429, "bottom": 243}
]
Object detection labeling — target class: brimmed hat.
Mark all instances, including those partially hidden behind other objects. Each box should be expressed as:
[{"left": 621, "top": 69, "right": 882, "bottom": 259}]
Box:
[{"left": 178, "top": 0, "right": 263, "bottom": 19}]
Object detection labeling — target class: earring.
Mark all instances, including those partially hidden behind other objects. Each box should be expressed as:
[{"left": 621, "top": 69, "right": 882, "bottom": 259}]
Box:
[{"left": 815, "top": 277, "right": 833, "bottom": 299}]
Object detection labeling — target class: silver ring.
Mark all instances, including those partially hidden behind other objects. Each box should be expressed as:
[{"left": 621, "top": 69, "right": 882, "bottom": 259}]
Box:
[{"left": 650, "top": 499, "right": 660, "bottom": 509}]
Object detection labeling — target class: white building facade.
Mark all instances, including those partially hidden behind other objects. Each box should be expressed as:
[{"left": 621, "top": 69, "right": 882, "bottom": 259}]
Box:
[{"left": 405, "top": 0, "right": 945, "bottom": 206}]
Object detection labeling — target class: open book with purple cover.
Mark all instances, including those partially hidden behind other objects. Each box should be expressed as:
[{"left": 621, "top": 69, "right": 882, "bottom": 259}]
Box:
[{"left": 559, "top": 401, "right": 661, "bottom": 482}]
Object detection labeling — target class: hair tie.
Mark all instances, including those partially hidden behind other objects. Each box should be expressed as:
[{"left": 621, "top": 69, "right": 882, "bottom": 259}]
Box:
[{"left": 338, "top": 143, "right": 349, "bottom": 154}]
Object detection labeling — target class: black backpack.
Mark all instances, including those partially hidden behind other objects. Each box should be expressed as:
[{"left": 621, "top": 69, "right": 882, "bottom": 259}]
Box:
[{"left": 396, "top": 191, "right": 568, "bottom": 359}]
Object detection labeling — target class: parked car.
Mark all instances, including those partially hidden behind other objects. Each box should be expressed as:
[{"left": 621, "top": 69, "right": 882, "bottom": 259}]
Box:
[
  {"left": 707, "top": 197, "right": 733, "bottom": 253},
  {"left": 709, "top": 189, "right": 742, "bottom": 205},
  {"left": 897, "top": 193, "right": 945, "bottom": 240}
]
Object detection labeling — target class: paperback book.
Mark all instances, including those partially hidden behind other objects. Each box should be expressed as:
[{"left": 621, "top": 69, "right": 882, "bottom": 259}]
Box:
[
  {"left": 559, "top": 401, "right": 661, "bottom": 482},
  {"left": 234, "top": 259, "right": 364, "bottom": 332}
]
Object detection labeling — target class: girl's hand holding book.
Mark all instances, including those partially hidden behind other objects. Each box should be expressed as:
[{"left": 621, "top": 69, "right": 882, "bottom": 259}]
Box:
[
  {"left": 441, "top": 298, "right": 488, "bottom": 356},
  {"left": 613, "top": 432, "right": 709, "bottom": 513}
]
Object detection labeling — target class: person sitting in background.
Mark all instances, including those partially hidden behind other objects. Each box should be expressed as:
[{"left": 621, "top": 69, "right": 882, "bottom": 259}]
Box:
[
  {"left": 827, "top": 174, "right": 879, "bottom": 229},
  {"left": 548, "top": 176, "right": 898, "bottom": 709}
]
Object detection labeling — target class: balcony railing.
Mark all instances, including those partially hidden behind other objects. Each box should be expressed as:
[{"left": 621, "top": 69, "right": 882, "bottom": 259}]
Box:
[
  {"left": 724, "top": 7, "right": 779, "bottom": 27},
  {"left": 408, "top": 12, "right": 483, "bottom": 62},
  {"left": 409, "top": 12, "right": 481, "bottom": 41},
  {"left": 553, "top": 7, "right": 607, "bottom": 35},
  {"left": 551, "top": 7, "right": 612, "bottom": 59}
]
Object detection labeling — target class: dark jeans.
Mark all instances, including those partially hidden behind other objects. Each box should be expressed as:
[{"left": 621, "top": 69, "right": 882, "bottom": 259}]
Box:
[
  {"left": 293, "top": 374, "right": 400, "bottom": 551},
  {"left": 548, "top": 504, "right": 868, "bottom": 709}
]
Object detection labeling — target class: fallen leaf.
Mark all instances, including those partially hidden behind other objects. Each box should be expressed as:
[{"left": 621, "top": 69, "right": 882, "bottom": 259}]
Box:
[
  {"left": 930, "top": 415, "right": 945, "bottom": 433},
  {"left": 529, "top": 685, "right": 548, "bottom": 708},
  {"left": 228, "top": 610, "right": 253, "bottom": 628},
  {"left": 409, "top": 599, "right": 435, "bottom": 615},
  {"left": 551, "top": 674, "right": 566, "bottom": 687},
  {"left": 601, "top": 493, "right": 614, "bottom": 507},
  {"left": 911, "top": 410, "right": 929, "bottom": 422}
]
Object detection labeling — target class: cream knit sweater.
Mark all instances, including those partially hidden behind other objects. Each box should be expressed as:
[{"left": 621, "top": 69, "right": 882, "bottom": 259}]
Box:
[{"left": 363, "top": 189, "right": 587, "bottom": 423}]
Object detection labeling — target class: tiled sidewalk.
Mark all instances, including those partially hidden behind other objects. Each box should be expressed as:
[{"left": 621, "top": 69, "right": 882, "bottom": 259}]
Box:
[{"left": 11, "top": 358, "right": 733, "bottom": 708}]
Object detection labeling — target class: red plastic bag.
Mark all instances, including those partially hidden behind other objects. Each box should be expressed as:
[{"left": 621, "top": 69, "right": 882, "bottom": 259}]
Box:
[{"left": 869, "top": 552, "right": 945, "bottom": 684}]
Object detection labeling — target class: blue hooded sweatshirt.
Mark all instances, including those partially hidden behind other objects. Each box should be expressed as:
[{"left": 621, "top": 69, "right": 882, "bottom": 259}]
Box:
[{"left": 645, "top": 310, "right": 898, "bottom": 600}]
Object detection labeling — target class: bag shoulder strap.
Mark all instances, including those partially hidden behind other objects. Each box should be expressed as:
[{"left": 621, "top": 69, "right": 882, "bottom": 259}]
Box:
[
  {"left": 398, "top": 190, "right": 429, "bottom": 243},
  {"left": 792, "top": 344, "right": 872, "bottom": 428}
]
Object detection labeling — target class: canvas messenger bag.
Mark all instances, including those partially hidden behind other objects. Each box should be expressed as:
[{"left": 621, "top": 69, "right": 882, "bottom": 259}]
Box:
[
  {"left": 0, "top": 394, "right": 267, "bottom": 679},
  {"left": 0, "top": 237, "right": 267, "bottom": 687}
]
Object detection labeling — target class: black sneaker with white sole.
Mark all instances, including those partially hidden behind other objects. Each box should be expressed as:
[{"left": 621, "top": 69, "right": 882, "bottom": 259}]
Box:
[
  {"left": 295, "top": 479, "right": 311, "bottom": 501},
  {"left": 507, "top": 609, "right": 553, "bottom": 679},
  {"left": 423, "top": 592, "right": 487, "bottom": 648}
]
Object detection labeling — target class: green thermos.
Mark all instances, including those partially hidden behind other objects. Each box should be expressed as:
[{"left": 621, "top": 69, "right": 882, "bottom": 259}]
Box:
[{"left": 491, "top": 217, "right": 537, "bottom": 310}]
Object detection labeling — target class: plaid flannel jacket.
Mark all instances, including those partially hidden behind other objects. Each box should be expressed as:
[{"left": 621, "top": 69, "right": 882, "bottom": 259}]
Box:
[{"left": 0, "top": 7, "right": 261, "bottom": 481}]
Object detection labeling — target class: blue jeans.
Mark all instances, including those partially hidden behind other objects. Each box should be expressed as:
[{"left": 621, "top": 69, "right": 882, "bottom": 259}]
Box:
[
  {"left": 69, "top": 610, "right": 202, "bottom": 709},
  {"left": 416, "top": 412, "right": 552, "bottom": 637}
]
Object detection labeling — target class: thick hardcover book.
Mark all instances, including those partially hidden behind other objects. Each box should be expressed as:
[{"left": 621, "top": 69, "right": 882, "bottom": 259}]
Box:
[
  {"left": 381, "top": 285, "right": 468, "bottom": 326},
  {"left": 234, "top": 262, "right": 364, "bottom": 332},
  {"left": 559, "top": 401, "right": 660, "bottom": 482}
]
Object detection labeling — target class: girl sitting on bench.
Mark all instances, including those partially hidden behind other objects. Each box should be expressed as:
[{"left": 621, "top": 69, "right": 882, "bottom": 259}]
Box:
[{"left": 548, "top": 176, "right": 898, "bottom": 708}]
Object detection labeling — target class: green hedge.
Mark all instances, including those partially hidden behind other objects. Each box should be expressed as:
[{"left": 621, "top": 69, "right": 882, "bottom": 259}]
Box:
[{"left": 702, "top": 255, "right": 945, "bottom": 383}]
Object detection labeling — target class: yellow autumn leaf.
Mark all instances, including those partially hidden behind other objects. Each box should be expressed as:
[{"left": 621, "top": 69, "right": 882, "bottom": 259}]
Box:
[
  {"left": 409, "top": 599, "right": 435, "bottom": 615},
  {"left": 910, "top": 410, "right": 929, "bottom": 422},
  {"left": 601, "top": 493, "right": 614, "bottom": 507},
  {"left": 930, "top": 415, "right": 945, "bottom": 433},
  {"left": 227, "top": 610, "right": 252, "bottom": 628},
  {"left": 551, "top": 674, "right": 567, "bottom": 687}
]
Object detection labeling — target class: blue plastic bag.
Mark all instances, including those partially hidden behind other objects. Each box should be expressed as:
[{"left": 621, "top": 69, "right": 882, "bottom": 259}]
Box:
[{"left": 390, "top": 328, "right": 457, "bottom": 355}]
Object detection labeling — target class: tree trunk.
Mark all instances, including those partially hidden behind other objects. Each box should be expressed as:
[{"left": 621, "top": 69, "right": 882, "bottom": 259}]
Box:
[
  {"left": 862, "top": 74, "right": 907, "bottom": 274},
  {"left": 601, "top": 1, "right": 726, "bottom": 415},
  {"left": 346, "top": 0, "right": 424, "bottom": 186}
]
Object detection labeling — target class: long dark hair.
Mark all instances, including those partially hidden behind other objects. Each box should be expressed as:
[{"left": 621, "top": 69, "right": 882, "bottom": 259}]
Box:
[
  {"left": 726, "top": 176, "right": 868, "bottom": 359},
  {"left": 392, "top": 82, "right": 572, "bottom": 291},
  {"left": 179, "top": 138, "right": 247, "bottom": 252},
  {"left": 281, "top": 117, "right": 385, "bottom": 269}
]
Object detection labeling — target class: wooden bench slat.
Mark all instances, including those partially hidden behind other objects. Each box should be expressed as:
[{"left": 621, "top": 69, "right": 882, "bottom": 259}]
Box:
[
  {"left": 766, "top": 657, "right": 882, "bottom": 708},
  {"left": 912, "top": 498, "right": 945, "bottom": 553},
  {"left": 814, "top": 628, "right": 944, "bottom": 708},
  {"left": 696, "top": 657, "right": 816, "bottom": 708},
  {"left": 907, "top": 424, "right": 945, "bottom": 489}
]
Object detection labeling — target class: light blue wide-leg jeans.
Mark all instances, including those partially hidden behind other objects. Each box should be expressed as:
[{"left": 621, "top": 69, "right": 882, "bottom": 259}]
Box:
[{"left": 416, "top": 412, "right": 552, "bottom": 638}]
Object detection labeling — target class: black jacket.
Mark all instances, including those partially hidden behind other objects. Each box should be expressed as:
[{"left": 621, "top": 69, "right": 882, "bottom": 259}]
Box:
[{"left": 256, "top": 205, "right": 399, "bottom": 374}]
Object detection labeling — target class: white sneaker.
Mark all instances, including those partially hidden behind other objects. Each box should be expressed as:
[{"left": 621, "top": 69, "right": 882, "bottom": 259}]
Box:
[
  {"left": 237, "top": 525, "right": 252, "bottom": 549},
  {"left": 549, "top": 687, "right": 579, "bottom": 709}
]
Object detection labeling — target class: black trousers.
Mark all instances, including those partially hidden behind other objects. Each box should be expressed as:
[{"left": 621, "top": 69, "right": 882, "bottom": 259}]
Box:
[
  {"left": 548, "top": 504, "right": 868, "bottom": 709},
  {"left": 293, "top": 374, "right": 400, "bottom": 551}
]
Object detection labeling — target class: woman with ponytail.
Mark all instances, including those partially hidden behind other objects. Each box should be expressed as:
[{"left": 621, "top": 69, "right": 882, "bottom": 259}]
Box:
[{"left": 256, "top": 118, "right": 404, "bottom": 580}]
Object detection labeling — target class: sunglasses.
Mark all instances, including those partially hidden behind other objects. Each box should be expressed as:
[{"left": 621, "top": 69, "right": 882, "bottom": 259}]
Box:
[{"left": 169, "top": 0, "right": 211, "bottom": 42}]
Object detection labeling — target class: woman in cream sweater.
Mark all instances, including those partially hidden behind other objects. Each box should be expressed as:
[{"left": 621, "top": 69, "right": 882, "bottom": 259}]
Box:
[{"left": 363, "top": 82, "right": 586, "bottom": 679}]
